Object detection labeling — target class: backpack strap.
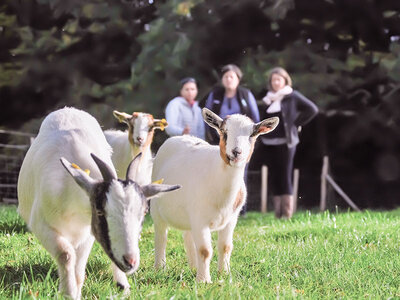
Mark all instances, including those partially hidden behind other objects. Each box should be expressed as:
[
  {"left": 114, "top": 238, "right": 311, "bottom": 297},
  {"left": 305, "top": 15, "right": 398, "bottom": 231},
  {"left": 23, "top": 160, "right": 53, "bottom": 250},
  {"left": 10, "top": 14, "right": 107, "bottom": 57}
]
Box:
[
  {"left": 210, "top": 86, "right": 225, "bottom": 115},
  {"left": 236, "top": 86, "right": 250, "bottom": 117}
]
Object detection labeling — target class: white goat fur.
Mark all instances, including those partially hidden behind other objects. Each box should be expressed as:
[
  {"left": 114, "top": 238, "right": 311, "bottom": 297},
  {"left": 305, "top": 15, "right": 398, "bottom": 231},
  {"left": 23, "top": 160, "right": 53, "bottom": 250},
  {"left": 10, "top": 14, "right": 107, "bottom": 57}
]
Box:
[
  {"left": 17, "top": 107, "right": 179, "bottom": 299},
  {"left": 104, "top": 111, "right": 167, "bottom": 185},
  {"left": 151, "top": 108, "right": 279, "bottom": 282}
]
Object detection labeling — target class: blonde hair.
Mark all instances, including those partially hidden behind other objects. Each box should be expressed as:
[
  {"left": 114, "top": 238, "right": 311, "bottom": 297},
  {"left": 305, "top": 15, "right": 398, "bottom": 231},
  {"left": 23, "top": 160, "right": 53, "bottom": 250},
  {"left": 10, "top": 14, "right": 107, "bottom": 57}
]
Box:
[{"left": 267, "top": 67, "right": 292, "bottom": 90}]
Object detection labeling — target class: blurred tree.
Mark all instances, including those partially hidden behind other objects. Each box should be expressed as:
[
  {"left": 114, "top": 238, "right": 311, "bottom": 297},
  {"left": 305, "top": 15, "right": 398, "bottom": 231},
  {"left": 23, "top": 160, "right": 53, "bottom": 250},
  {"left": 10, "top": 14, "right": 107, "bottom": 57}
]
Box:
[
  {"left": 1, "top": 0, "right": 400, "bottom": 207},
  {"left": 2, "top": 0, "right": 400, "bottom": 127},
  {"left": 0, "top": 0, "right": 158, "bottom": 128}
]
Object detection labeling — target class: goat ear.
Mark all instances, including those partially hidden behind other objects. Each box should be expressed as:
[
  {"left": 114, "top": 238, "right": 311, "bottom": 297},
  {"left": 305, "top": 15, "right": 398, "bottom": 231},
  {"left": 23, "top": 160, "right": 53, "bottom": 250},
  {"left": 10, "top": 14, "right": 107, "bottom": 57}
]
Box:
[
  {"left": 126, "top": 152, "right": 142, "bottom": 181},
  {"left": 113, "top": 110, "right": 132, "bottom": 124},
  {"left": 252, "top": 117, "right": 280, "bottom": 137},
  {"left": 60, "top": 157, "right": 97, "bottom": 194},
  {"left": 153, "top": 118, "right": 168, "bottom": 131},
  {"left": 202, "top": 108, "right": 223, "bottom": 131},
  {"left": 141, "top": 184, "right": 181, "bottom": 199},
  {"left": 90, "top": 153, "right": 117, "bottom": 182}
]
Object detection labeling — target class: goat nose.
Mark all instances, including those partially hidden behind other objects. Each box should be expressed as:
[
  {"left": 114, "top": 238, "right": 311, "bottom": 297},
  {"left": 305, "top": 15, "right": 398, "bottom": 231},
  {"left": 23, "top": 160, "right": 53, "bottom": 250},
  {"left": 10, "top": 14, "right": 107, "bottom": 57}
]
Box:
[
  {"left": 136, "top": 137, "right": 143, "bottom": 143},
  {"left": 232, "top": 147, "right": 242, "bottom": 157},
  {"left": 123, "top": 254, "right": 136, "bottom": 268}
]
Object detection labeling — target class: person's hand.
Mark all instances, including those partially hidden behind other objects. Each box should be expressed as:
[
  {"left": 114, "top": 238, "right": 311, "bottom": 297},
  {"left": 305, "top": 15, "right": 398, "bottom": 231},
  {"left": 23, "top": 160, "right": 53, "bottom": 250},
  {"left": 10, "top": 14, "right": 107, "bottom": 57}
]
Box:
[{"left": 183, "top": 125, "right": 190, "bottom": 135}]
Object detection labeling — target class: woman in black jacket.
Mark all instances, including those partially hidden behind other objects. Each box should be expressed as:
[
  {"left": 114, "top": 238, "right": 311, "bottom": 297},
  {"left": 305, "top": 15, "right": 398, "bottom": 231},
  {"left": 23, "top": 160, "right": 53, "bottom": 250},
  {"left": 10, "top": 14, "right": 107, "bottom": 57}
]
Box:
[{"left": 259, "top": 67, "right": 318, "bottom": 218}]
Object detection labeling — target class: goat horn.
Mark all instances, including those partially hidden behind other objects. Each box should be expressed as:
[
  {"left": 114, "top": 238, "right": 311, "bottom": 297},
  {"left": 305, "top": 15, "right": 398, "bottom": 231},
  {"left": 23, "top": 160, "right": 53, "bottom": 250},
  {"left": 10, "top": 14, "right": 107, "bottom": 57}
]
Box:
[
  {"left": 126, "top": 152, "right": 143, "bottom": 181},
  {"left": 90, "top": 153, "right": 117, "bottom": 182}
]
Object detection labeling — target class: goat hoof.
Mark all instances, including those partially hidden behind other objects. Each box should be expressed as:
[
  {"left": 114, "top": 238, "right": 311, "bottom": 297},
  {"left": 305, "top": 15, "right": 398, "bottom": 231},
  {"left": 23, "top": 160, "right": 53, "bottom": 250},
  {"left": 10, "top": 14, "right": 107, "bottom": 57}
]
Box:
[
  {"left": 154, "top": 263, "right": 166, "bottom": 270},
  {"left": 196, "top": 277, "right": 212, "bottom": 284},
  {"left": 116, "top": 282, "right": 130, "bottom": 292}
]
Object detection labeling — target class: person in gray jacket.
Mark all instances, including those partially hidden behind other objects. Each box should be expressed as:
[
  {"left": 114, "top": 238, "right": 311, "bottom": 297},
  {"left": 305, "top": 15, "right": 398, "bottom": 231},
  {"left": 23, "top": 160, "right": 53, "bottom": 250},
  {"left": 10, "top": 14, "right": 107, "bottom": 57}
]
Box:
[
  {"left": 165, "top": 77, "right": 205, "bottom": 139},
  {"left": 259, "top": 67, "right": 318, "bottom": 219}
]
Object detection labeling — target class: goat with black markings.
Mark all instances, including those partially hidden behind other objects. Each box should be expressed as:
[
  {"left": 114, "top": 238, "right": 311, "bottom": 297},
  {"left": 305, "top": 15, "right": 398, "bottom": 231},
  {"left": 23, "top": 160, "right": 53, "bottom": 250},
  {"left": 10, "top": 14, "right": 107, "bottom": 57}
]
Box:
[{"left": 17, "top": 107, "right": 180, "bottom": 299}]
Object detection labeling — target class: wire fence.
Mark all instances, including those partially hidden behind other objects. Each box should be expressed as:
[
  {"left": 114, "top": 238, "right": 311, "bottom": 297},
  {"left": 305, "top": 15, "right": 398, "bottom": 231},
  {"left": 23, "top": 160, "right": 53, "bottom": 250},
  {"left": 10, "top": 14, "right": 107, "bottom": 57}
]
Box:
[{"left": 0, "top": 130, "right": 34, "bottom": 204}]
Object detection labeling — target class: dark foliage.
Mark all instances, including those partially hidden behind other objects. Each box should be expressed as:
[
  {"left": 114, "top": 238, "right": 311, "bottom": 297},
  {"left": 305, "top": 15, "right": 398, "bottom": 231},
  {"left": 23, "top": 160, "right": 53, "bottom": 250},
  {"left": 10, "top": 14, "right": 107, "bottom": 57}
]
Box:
[{"left": 1, "top": 0, "right": 400, "bottom": 208}]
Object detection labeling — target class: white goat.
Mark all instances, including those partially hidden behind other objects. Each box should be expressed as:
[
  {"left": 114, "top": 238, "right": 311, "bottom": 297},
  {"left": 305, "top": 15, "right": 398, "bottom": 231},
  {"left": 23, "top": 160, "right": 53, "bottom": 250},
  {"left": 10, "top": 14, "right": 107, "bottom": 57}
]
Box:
[
  {"left": 151, "top": 108, "right": 279, "bottom": 283},
  {"left": 17, "top": 107, "right": 180, "bottom": 299},
  {"left": 104, "top": 111, "right": 167, "bottom": 185}
]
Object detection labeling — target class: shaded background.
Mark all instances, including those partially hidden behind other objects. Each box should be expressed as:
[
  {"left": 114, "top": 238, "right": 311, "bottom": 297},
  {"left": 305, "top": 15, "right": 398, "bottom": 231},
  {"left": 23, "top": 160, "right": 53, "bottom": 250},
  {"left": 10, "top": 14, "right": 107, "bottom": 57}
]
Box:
[{"left": 1, "top": 0, "right": 400, "bottom": 209}]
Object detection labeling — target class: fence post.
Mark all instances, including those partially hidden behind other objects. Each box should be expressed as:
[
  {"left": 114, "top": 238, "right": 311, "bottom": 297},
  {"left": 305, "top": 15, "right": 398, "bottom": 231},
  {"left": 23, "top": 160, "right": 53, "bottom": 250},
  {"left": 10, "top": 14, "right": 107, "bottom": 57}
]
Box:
[
  {"left": 293, "top": 168, "right": 299, "bottom": 212},
  {"left": 320, "top": 155, "right": 329, "bottom": 211},
  {"left": 261, "top": 165, "right": 268, "bottom": 213}
]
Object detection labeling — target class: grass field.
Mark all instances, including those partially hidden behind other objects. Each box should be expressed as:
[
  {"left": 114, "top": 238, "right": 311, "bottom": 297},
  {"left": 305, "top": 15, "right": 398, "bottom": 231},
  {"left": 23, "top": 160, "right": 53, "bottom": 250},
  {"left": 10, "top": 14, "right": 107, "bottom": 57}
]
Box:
[{"left": 1, "top": 204, "right": 400, "bottom": 299}]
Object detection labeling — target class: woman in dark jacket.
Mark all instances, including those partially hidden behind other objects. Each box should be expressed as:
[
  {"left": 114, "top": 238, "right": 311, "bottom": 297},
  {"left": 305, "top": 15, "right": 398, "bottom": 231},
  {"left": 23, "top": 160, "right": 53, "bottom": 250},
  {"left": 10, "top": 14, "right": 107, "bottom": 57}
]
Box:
[
  {"left": 259, "top": 67, "right": 318, "bottom": 219},
  {"left": 204, "top": 64, "right": 260, "bottom": 144}
]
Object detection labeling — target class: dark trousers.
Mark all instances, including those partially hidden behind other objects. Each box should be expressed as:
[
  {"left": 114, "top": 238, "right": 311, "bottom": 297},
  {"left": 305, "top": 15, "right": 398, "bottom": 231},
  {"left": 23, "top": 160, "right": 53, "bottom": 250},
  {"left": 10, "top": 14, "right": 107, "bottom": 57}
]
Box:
[{"left": 260, "top": 144, "right": 296, "bottom": 195}]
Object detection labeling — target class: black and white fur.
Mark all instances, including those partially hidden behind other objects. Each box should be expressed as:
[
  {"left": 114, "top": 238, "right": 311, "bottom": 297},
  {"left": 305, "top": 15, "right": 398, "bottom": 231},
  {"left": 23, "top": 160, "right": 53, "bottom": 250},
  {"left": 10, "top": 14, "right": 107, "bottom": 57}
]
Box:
[{"left": 17, "top": 107, "right": 180, "bottom": 299}]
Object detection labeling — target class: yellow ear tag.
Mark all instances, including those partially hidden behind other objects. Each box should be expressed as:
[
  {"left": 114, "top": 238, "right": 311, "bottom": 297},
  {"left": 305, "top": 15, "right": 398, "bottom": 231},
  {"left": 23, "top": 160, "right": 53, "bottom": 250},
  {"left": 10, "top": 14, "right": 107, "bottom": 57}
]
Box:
[
  {"left": 159, "top": 119, "right": 167, "bottom": 131},
  {"left": 152, "top": 178, "right": 164, "bottom": 184},
  {"left": 71, "top": 163, "right": 81, "bottom": 170},
  {"left": 71, "top": 163, "right": 90, "bottom": 175}
]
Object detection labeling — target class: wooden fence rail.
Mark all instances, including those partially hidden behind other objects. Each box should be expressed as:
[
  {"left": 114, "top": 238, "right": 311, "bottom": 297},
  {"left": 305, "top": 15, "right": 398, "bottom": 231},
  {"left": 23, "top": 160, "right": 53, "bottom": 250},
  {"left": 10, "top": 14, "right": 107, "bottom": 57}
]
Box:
[
  {"left": 259, "top": 155, "right": 360, "bottom": 214},
  {"left": 320, "top": 155, "right": 360, "bottom": 212}
]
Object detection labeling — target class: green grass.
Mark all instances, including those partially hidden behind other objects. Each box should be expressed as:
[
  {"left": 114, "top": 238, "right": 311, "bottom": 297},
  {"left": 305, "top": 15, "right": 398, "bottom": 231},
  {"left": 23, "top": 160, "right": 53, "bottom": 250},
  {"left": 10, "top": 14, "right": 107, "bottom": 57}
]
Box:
[{"left": 1, "top": 204, "right": 400, "bottom": 299}]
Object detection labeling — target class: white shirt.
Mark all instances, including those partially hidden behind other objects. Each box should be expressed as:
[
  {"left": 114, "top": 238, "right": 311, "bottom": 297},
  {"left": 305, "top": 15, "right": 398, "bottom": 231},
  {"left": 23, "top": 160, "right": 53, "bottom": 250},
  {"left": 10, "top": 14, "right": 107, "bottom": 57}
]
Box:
[{"left": 165, "top": 97, "right": 205, "bottom": 139}]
